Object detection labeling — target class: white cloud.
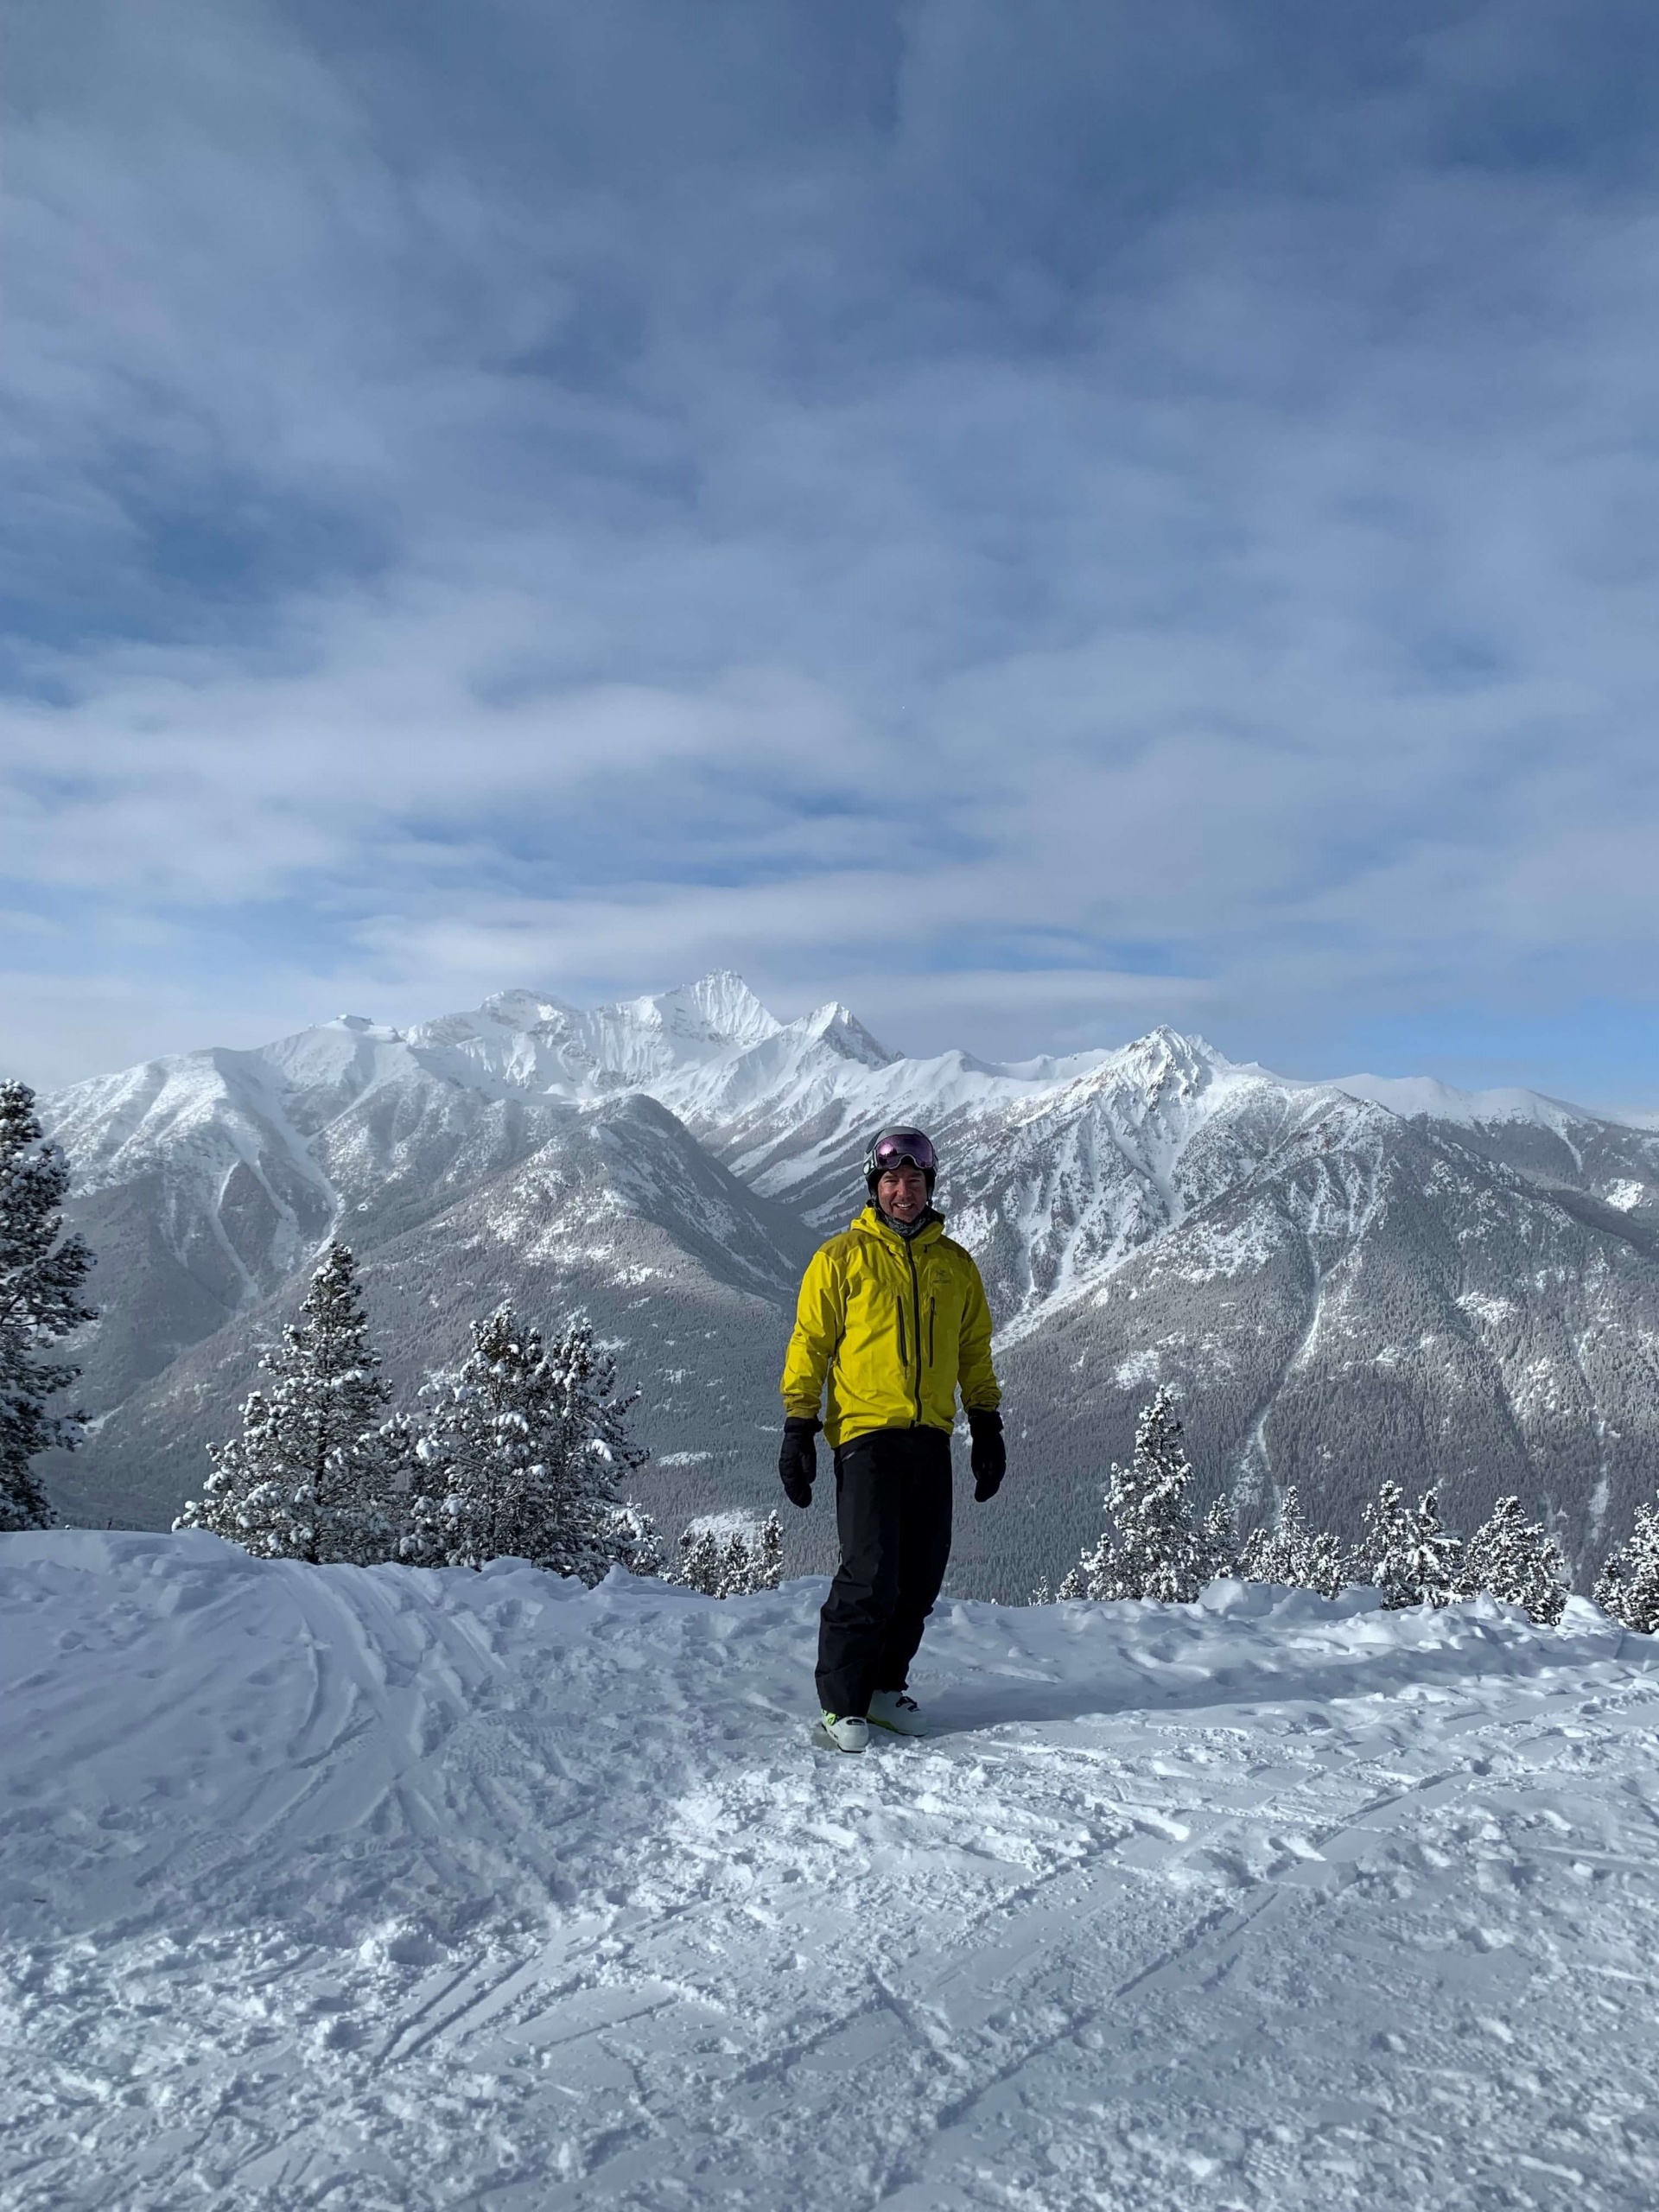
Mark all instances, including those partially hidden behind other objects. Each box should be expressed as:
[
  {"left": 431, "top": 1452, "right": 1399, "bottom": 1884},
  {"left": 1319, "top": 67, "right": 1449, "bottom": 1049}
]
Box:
[{"left": 5, "top": 1, "right": 1659, "bottom": 1094}]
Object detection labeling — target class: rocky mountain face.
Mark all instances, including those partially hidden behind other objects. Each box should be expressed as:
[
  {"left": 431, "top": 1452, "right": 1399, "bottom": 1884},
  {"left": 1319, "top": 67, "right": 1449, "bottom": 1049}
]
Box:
[{"left": 37, "top": 976, "right": 1659, "bottom": 1599}]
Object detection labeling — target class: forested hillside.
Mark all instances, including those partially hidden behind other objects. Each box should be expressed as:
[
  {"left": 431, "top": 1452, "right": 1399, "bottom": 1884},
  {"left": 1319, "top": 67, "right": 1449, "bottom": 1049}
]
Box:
[{"left": 35, "top": 976, "right": 1659, "bottom": 1596}]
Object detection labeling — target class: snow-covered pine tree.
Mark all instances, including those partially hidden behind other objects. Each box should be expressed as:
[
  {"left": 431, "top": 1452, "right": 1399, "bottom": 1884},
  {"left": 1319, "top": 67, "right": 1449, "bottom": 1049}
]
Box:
[
  {"left": 405, "top": 1302, "right": 655, "bottom": 1582},
  {"left": 674, "top": 1512, "right": 784, "bottom": 1598},
  {"left": 674, "top": 1525, "right": 725, "bottom": 1594},
  {"left": 399, "top": 1426, "right": 456, "bottom": 1568},
  {"left": 1303, "top": 1528, "right": 1352, "bottom": 1601},
  {"left": 0, "top": 1080, "right": 96, "bottom": 1531},
  {"left": 748, "top": 1507, "right": 783, "bottom": 1593},
  {"left": 1236, "top": 1484, "right": 1351, "bottom": 1596},
  {"left": 175, "top": 1242, "right": 397, "bottom": 1563},
  {"left": 1460, "top": 1495, "right": 1567, "bottom": 1626},
  {"left": 180, "top": 1389, "right": 289, "bottom": 1557},
  {"left": 711, "top": 1513, "right": 781, "bottom": 1597},
  {"left": 1057, "top": 1387, "right": 1213, "bottom": 1604},
  {"left": 1240, "top": 1484, "right": 1313, "bottom": 1586},
  {"left": 1198, "top": 1494, "right": 1237, "bottom": 1582},
  {"left": 1592, "top": 1501, "right": 1659, "bottom": 1633},
  {"left": 1359, "top": 1479, "right": 1410, "bottom": 1605},
  {"left": 374, "top": 1408, "right": 425, "bottom": 1499},
  {"left": 1361, "top": 1480, "right": 1462, "bottom": 1609},
  {"left": 1242, "top": 1486, "right": 1346, "bottom": 1599},
  {"left": 603, "top": 1499, "right": 664, "bottom": 1580},
  {"left": 1055, "top": 1536, "right": 1107, "bottom": 1602},
  {"left": 1401, "top": 1490, "right": 1463, "bottom": 1608}
]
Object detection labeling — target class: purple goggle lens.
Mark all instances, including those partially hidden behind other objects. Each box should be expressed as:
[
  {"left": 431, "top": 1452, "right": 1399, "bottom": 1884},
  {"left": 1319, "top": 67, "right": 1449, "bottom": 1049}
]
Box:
[{"left": 870, "top": 1129, "right": 937, "bottom": 1175}]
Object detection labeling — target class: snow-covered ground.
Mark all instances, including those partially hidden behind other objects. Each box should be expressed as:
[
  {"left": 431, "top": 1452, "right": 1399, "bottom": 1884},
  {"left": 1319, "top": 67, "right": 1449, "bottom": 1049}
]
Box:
[{"left": 7, "top": 1535, "right": 1659, "bottom": 2209}]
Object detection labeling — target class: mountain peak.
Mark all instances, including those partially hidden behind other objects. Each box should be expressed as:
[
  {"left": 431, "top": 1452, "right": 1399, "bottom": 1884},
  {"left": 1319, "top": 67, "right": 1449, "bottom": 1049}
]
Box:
[
  {"left": 1114, "top": 1026, "right": 1228, "bottom": 1096},
  {"left": 621, "top": 973, "right": 781, "bottom": 1050},
  {"left": 800, "top": 1001, "right": 893, "bottom": 1067},
  {"left": 479, "top": 988, "right": 581, "bottom": 1030}
]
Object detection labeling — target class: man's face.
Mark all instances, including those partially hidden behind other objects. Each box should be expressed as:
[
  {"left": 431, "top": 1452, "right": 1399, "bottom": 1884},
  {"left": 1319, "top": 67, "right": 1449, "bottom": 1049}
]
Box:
[{"left": 876, "top": 1164, "right": 929, "bottom": 1222}]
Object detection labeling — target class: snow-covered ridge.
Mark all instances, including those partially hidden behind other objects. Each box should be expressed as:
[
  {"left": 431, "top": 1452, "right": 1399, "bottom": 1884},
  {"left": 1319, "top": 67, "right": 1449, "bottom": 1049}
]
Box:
[
  {"left": 42, "top": 987, "right": 1264, "bottom": 1316},
  {"left": 8, "top": 1527, "right": 1658, "bottom": 2209},
  {"left": 41, "top": 971, "right": 1659, "bottom": 1360},
  {"left": 38, "top": 976, "right": 1659, "bottom": 1562},
  {"left": 47, "top": 976, "right": 1639, "bottom": 1197},
  {"left": 1330, "top": 1068, "right": 1595, "bottom": 1134}
]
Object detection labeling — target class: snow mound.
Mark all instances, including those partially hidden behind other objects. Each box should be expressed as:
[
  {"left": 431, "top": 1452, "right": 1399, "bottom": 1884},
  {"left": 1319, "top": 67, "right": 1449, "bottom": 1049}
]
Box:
[{"left": 8, "top": 1532, "right": 1659, "bottom": 2208}]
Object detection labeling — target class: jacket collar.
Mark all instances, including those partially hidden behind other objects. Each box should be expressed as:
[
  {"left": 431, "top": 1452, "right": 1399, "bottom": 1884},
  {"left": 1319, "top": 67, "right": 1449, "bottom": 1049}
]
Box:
[{"left": 855, "top": 1202, "right": 944, "bottom": 1249}]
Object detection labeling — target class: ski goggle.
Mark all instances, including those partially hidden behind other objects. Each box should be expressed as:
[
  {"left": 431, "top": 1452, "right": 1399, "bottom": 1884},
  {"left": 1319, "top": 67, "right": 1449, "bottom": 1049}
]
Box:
[{"left": 868, "top": 1129, "right": 938, "bottom": 1177}]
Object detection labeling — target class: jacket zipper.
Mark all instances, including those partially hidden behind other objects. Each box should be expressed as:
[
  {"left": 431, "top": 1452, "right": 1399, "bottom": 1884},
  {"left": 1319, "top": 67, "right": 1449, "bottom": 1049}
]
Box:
[
  {"left": 927, "top": 1297, "right": 935, "bottom": 1368},
  {"left": 897, "top": 1300, "right": 906, "bottom": 1370},
  {"left": 905, "top": 1243, "right": 924, "bottom": 1424}
]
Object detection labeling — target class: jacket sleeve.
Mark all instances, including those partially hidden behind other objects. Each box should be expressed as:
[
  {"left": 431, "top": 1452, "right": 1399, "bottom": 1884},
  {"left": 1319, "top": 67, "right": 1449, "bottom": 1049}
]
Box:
[
  {"left": 780, "top": 1243, "right": 845, "bottom": 1422},
  {"left": 957, "top": 1255, "right": 1001, "bottom": 1414}
]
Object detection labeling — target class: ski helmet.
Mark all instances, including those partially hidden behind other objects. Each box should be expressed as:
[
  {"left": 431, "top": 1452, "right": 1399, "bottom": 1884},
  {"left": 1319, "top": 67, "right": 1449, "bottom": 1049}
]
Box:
[{"left": 864, "top": 1127, "right": 938, "bottom": 1196}]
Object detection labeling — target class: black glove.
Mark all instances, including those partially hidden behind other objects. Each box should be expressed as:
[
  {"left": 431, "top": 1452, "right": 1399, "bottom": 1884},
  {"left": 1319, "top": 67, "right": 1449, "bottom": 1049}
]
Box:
[
  {"left": 968, "top": 1409, "right": 1006, "bottom": 1502},
  {"left": 779, "top": 1416, "right": 820, "bottom": 1508}
]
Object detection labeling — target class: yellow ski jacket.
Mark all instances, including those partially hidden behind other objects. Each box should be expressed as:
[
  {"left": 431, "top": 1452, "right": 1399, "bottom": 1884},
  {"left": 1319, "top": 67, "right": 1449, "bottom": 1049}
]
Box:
[{"left": 780, "top": 1205, "right": 1001, "bottom": 1447}]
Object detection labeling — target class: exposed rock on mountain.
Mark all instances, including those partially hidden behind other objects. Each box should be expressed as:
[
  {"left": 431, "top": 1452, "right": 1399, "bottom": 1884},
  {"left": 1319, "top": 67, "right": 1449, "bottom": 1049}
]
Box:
[
  {"left": 36, "top": 977, "right": 1659, "bottom": 1598},
  {"left": 48, "top": 1089, "right": 822, "bottom": 1554}
]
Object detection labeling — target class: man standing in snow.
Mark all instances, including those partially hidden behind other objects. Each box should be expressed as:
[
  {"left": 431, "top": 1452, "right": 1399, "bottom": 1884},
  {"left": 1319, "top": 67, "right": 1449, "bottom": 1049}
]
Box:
[{"left": 779, "top": 1128, "right": 1004, "bottom": 1752}]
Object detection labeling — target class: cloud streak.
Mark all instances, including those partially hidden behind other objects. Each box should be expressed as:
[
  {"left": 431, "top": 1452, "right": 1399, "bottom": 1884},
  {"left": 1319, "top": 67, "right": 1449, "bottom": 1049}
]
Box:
[{"left": 4, "top": 1, "right": 1659, "bottom": 1100}]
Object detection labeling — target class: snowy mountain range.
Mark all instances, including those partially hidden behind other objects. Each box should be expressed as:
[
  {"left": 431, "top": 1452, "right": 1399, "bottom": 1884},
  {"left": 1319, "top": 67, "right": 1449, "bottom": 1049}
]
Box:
[{"left": 37, "top": 974, "right": 1659, "bottom": 1597}]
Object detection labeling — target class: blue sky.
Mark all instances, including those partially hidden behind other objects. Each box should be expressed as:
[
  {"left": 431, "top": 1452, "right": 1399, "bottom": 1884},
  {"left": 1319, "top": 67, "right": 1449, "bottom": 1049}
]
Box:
[{"left": 4, "top": 0, "right": 1659, "bottom": 1108}]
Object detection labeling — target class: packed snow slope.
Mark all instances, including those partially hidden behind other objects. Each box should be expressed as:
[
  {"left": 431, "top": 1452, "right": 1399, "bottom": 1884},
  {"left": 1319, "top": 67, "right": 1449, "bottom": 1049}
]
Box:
[{"left": 7, "top": 1531, "right": 1659, "bottom": 2211}]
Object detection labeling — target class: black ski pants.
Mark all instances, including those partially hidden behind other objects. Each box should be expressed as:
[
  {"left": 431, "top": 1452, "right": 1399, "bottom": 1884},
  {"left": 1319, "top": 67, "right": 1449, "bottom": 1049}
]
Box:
[{"left": 815, "top": 1425, "right": 953, "bottom": 1719}]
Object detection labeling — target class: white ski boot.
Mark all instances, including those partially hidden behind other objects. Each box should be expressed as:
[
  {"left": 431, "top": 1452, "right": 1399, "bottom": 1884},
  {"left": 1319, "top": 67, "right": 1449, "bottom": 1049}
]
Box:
[
  {"left": 816, "top": 1711, "right": 870, "bottom": 1754},
  {"left": 868, "top": 1691, "right": 927, "bottom": 1737}
]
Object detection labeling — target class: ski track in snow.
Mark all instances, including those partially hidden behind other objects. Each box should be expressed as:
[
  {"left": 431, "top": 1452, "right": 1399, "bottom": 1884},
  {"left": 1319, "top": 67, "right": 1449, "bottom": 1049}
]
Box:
[{"left": 6, "top": 1535, "right": 1659, "bottom": 2209}]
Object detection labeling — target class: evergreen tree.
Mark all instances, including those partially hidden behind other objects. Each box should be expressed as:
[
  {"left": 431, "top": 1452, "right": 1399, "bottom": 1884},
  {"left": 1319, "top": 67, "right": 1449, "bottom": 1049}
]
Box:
[
  {"left": 1198, "top": 1494, "right": 1237, "bottom": 1582},
  {"left": 1057, "top": 1388, "right": 1213, "bottom": 1604},
  {"left": 0, "top": 1081, "right": 96, "bottom": 1531},
  {"left": 375, "top": 1408, "right": 425, "bottom": 1493},
  {"left": 1593, "top": 1501, "right": 1659, "bottom": 1633},
  {"left": 673, "top": 1511, "right": 783, "bottom": 1597},
  {"left": 372, "top": 1408, "right": 426, "bottom": 1550},
  {"left": 404, "top": 1302, "right": 655, "bottom": 1581},
  {"left": 749, "top": 1507, "right": 783, "bottom": 1592},
  {"left": 399, "top": 1424, "right": 458, "bottom": 1569},
  {"left": 1240, "top": 1484, "right": 1313, "bottom": 1587},
  {"left": 176, "top": 1242, "right": 396, "bottom": 1562},
  {"left": 1361, "top": 1480, "right": 1461, "bottom": 1609},
  {"left": 603, "top": 1499, "right": 665, "bottom": 1580},
  {"left": 674, "top": 1525, "right": 726, "bottom": 1595},
  {"left": 1460, "top": 1495, "right": 1567, "bottom": 1626},
  {"left": 181, "top": 1389, "right": 289, "bottom": 1557},
  {"left": 1359, "top": 1479, "right": 1411, "bottom": 1605},
  {"left": 1303, "top": 1528, "right": 1352, "bottom": 1602},
  {"left": 1401, "top": 1490, "right": 1463, "bottom": 1608},
  {"left": 1237, "top": 1484, "right": 1351, "bottom": 1597}
]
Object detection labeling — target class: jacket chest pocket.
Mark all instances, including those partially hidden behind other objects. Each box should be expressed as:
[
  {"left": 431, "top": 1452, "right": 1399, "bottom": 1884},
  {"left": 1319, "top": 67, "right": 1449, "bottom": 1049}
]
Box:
[{"left": 919, "top": 1259, "right": 960, "bottom": 1366}]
